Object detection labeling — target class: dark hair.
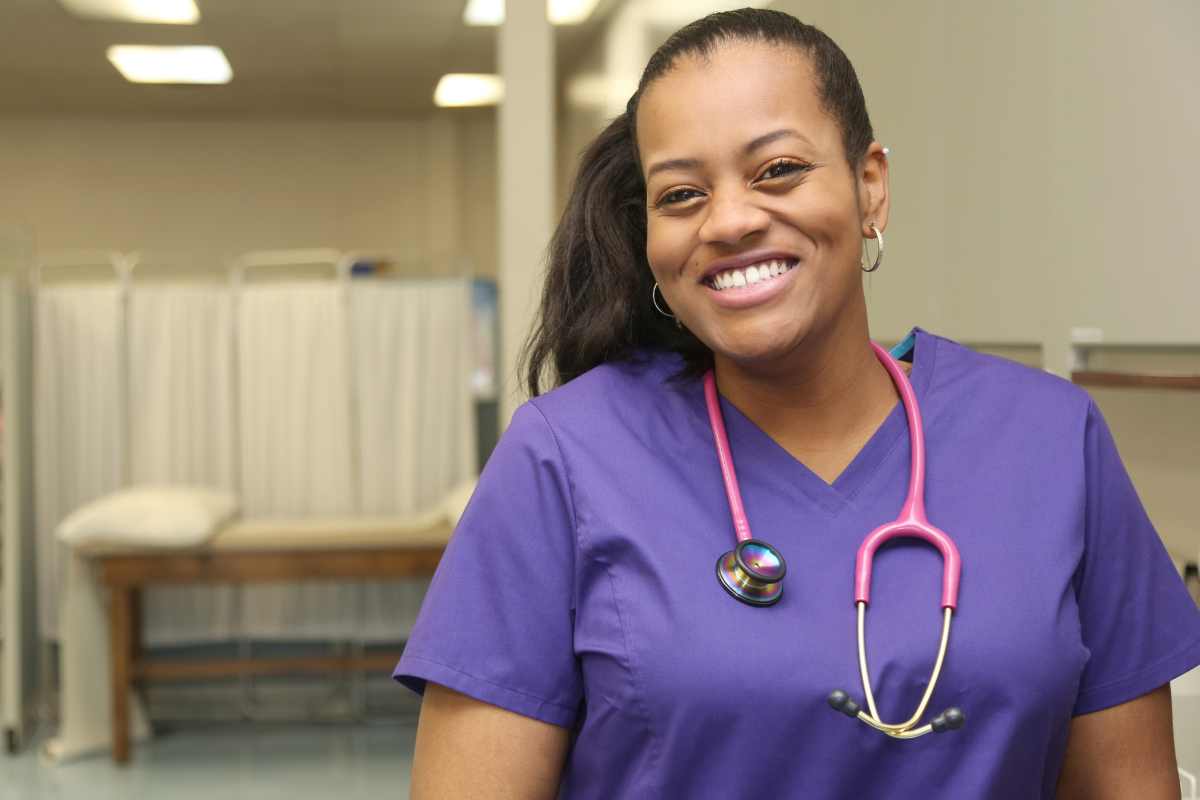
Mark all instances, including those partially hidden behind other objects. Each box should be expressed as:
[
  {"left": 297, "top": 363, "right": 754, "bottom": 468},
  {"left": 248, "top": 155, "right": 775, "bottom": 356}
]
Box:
[{"left": 521, "top": 8, "right": 875, "bottom": 397}]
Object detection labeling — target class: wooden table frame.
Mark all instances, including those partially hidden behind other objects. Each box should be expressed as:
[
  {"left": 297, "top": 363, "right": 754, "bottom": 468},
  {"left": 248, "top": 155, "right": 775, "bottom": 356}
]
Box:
[{"left": 98, "top": 545, "right": 444, "bottom": 765}]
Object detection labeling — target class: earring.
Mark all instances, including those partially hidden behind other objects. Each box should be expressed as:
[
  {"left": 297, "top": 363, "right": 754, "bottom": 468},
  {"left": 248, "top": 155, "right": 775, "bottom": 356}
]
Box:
[
  {"left": 861, "top": 223, "right": 884, "bottom": 273},
  {"left": 651, "top": 283, "right": 682, "bottom": 329}
]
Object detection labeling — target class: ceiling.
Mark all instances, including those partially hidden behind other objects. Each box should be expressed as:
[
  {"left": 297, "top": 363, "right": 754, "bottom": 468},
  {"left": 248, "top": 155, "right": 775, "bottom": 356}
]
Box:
[{"left": 0, "top": 0, "right": 620, "bottom": 117}]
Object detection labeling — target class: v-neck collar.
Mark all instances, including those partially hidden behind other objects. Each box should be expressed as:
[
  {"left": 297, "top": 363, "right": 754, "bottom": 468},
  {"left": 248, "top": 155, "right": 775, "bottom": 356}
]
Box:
[{"left": 703, "top": 326, "right": 938, "bottom": 517}]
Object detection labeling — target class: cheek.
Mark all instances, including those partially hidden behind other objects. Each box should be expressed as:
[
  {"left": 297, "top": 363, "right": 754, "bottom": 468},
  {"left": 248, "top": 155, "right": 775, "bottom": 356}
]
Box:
[
  {"left": 787, "top": 185, "right": 858, "bottom": 247},
  {"left": 645, "top": 217, "right": 691, "bottom": 282}
]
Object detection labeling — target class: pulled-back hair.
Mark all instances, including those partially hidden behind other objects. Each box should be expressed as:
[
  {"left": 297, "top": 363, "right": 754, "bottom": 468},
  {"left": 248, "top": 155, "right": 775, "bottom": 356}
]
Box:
[{"left": 521, "top": 8, "right": 875, "bottom": 397}]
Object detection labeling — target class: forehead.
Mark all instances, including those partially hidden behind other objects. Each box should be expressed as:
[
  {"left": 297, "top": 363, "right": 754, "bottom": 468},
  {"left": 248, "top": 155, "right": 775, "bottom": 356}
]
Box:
[{"left": 636, "top": 40, "right": 841, "bottom": 165}]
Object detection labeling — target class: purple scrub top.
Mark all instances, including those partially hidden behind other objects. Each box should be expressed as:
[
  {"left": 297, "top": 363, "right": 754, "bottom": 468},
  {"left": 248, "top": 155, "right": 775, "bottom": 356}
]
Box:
[{"left": 395, "top": 326, "right": 1200, "bottom": 798}]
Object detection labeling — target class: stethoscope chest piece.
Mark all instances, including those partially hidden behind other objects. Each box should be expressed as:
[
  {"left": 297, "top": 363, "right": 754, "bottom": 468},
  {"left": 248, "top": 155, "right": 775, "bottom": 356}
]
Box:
[{"left": 715, "top": 538, "right": 787, "bottom": 606}]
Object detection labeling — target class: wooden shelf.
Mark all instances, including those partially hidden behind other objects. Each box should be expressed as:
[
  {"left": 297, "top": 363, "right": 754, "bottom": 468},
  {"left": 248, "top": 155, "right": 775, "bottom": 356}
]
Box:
[{"left": 1072, "top": 371, "right": 1200, "bottom": 391}]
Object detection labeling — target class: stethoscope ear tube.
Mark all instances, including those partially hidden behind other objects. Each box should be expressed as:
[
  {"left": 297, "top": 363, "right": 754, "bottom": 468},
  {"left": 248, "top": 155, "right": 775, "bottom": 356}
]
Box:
[{"left": 829, "top": 604, "right": 965, "bottom": 739}]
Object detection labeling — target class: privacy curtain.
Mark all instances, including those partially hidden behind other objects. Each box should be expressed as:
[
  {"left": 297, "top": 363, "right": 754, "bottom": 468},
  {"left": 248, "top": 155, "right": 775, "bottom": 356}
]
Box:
[
  {"left": 34, "top": 284, "right": 124, "bottom": 639},
  {"left": 351, "top": 279, "right": 476, "bottom": 640},
  {"left": 35, "top": 275, "right": 477, "bottom": 643},
  {"left": 128, "top": 284, "right": 238, "bottom": 645}
]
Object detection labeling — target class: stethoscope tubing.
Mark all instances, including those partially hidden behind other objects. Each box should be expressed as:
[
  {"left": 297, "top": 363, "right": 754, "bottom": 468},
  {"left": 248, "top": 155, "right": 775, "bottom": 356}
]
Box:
[
  {"left": 703, "top": 369, "right": 753, "bottom": 544},
  {"left": 704, "top": 340, "right": 965, "bottom": 739},
  {"left": 855, "top": 342, "right": 961, "bottom": 611}
]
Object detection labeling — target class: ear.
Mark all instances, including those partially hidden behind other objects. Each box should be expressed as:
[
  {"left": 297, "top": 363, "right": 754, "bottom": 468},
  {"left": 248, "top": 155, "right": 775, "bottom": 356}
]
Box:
[{"left": 857, "top": 141, "right": 890, "bottom": 237}]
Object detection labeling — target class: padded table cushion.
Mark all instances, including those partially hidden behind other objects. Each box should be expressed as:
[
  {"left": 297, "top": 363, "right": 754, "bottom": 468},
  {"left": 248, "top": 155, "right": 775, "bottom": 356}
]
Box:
[
  {"left": 211, "top": 513, "right": 453, "bottom": 551},
  {"left": 78, "top": 480, "right": 475, "bottom": 556}
]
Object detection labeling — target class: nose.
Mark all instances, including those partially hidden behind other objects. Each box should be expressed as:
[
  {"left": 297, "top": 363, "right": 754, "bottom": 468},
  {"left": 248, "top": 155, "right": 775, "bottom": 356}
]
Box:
[{"left": 697, "top": 187, "right": 770, "bottom": 245}]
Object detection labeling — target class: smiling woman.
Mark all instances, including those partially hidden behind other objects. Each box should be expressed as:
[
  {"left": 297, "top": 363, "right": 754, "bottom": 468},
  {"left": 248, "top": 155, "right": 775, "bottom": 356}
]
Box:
[
  {"left": 396, "top": 8, "right": 1200, "bottom": 799},
  {"left": 636, "top": 44, "right": 883, "bottom": 365}
]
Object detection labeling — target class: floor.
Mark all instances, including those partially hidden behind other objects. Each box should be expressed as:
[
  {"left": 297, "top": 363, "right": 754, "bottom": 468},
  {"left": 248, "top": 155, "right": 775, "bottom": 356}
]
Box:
[{"left": 0, "top": 720, "right": 418, "bottom": 800}]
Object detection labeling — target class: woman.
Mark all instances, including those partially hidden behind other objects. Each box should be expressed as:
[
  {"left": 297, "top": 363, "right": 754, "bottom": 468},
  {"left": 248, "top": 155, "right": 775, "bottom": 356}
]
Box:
[{"left": 396, "top": 9, "right": 1200, "bottom": 798}]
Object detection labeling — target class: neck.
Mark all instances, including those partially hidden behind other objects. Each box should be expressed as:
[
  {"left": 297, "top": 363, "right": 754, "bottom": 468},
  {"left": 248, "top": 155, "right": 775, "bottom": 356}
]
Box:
[{"left": 711, "top": 317, "right": 907, "bottom": 467}]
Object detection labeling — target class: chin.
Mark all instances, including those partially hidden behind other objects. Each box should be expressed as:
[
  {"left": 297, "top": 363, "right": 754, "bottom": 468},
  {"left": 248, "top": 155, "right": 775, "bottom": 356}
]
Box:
[
  {"left": 709, "top": 329, "right": 805, "bottom": 367},
  {"left": 703, "top": 308, "right": 811, "bottom": 359}
]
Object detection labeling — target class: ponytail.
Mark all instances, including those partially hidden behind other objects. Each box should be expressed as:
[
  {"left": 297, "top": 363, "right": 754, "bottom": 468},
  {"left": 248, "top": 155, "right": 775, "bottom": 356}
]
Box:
[{"left": 520, "top": 112, "right": 707, "bottom": 397}]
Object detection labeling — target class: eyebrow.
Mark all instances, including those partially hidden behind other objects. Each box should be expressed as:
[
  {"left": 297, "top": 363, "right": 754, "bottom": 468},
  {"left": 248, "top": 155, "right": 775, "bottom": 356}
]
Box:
[
  {"left": 744, "top": 127, "right": 811, "bottom": 154},
  {"left": 644, "top": 128, "right": 813, "bottom": 181}
]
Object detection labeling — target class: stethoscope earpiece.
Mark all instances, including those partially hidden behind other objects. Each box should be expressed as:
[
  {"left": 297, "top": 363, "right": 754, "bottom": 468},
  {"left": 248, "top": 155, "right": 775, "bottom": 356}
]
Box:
[
  {"left": 827, "top": 690, "right": 861, "bottom": 718},
  {"left": 930, "top": 707, "right": 966, "bottom": 733}
]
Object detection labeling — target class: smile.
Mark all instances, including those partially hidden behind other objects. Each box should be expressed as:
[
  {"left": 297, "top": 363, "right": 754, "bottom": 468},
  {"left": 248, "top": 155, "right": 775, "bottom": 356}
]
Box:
[{"left": 704, "top": 259, "right": 798, "bottom": 291}]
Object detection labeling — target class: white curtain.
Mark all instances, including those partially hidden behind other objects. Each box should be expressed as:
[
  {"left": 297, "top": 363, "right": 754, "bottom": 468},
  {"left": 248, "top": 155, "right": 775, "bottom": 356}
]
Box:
[
  {"left": 236, "top": 281, "right": 358, "bottom": 639},
  {"left": 351, "top": 280, "right": 476, "bottom": 640},
  {"left": 34, "top": 285, "right": 124, "bottom": 638},
  {"left": 36, "top": 275, "right": 478, "bottom": 643},
  {"left": 128, "top": 285, "right": 237, "bottom": 645}
]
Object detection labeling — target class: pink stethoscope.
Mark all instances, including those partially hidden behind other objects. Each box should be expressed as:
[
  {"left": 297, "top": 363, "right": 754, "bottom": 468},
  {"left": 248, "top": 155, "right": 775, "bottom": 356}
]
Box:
[{"left": 705, "top": 341, "right": 966, "bottom": 739}]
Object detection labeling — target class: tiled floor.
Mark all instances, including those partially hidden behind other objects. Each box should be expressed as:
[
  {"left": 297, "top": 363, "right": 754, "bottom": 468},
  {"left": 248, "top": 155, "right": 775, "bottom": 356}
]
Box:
[{"left": 0, "top": 720, "right": 418, "bottom": 800}]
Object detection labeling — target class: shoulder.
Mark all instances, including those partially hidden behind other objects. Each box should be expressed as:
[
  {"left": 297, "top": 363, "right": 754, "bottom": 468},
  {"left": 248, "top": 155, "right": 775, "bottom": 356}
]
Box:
[
  {"left": 529, "top": 349, "right": 690, "bottom": 426},
  {"left": 514, "top": 350, "right": 696, "bottom": 468},
  {"left": 919, "top": 328, "right": 1094, "bottom": 436}
]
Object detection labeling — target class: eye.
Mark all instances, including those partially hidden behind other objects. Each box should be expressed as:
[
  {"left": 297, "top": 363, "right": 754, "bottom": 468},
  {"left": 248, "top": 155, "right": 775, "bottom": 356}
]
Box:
[
  {"left": 656, "top": 187, "right": 704, "bottom": 207},
  {"left": 757, "top": 159, "right": 810, "bottom": 182}
]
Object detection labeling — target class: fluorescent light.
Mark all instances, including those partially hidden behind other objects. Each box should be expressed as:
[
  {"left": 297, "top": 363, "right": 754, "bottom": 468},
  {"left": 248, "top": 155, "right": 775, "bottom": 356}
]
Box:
[
  {"left": 462, "top": 0, "right": 600, "bottom": 26},
  {"left": 107, "top": 45, "right": 232, "bottom": 84},
  {"left": 548, "top": 0, "right": 600, "bottom": 25},
  {"left": 463, "top": 0, "right": 503, "bottom": 26},
  {"left": 434, "top": 74, "right": 504, "bottom": 107},
  {"left": 60, "top": 0, "right": 200, "bottom": 24}
]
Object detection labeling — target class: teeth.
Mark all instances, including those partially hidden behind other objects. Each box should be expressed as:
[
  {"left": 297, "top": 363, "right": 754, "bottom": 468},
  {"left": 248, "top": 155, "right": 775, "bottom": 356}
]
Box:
[{"left": 708, "top": 260, "right": 795, "bottom": 291}]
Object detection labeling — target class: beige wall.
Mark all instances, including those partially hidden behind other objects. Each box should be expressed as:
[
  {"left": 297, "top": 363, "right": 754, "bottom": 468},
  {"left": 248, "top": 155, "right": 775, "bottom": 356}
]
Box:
[
  {"left": 0, "top": 114, "right": 496, "bottom": 278},
  {"left": 766, "top": 0, "right": 1200, "bottom": 356},
  {"left": 1082, "top": 350, "right": 1200, "bottom": 565},
  {"left": 455, "top": 111, "right": 500, "bottom": 281}
]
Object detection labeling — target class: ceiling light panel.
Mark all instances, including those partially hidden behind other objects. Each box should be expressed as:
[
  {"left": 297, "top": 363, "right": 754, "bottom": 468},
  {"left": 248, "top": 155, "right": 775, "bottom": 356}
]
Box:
[
  {"left": 434, "top": 74, "right": 504, "bottom": 107},
  {"left": 60, "top": 0, "right": 200, "bottom": 24},
  {"left": 462, "top": 0, "right": 600, "bottom": 26},
  {"left": 548, "top": 0, "right": 600, "bottom": 25},
  {"left": 107, "top": 45, "right": 233, "bottom": 84},
  {"left": 462, "top": 0, "right": 503, "bottom": 26}
]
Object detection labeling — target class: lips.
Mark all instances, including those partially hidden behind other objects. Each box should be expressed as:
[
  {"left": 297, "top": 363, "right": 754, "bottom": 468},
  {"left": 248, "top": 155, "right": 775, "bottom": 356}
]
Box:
[{"left": 702, "top": 255, "right": 801, "bottom": 310}]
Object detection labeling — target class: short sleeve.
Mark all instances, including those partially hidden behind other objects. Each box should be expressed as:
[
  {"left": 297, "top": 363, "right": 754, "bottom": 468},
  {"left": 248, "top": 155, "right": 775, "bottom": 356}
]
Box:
[
  {"left": 393, "top": 401, "right": 583, "bottom": 727},
  {"left": 1072, "top": 399, "right": 1200, "bottom": 715}
]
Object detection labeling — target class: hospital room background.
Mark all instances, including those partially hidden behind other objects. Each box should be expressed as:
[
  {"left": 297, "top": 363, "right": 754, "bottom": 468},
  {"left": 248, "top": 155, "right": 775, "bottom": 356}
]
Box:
[{"left": 0, "top": 0, "right": 1197, "bottom": 796}]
